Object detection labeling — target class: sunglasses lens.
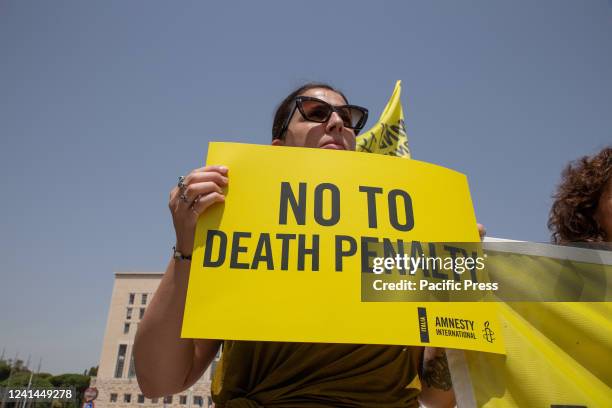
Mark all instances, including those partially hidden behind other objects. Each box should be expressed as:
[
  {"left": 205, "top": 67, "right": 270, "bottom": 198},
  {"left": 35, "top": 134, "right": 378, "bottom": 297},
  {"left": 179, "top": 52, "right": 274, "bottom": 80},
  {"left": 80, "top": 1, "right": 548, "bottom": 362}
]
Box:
[
  {"left": 300, "top": 100, "right": 332, "bottom": 122},
  {"left": 297, "top": 97, "right": 367, "bottom": 130},
  {"left": 336, "top": 107, "right": 353, "bottom": 127},
  {"left": 342, "top": 107, "right": 367, "bottom": 129}
]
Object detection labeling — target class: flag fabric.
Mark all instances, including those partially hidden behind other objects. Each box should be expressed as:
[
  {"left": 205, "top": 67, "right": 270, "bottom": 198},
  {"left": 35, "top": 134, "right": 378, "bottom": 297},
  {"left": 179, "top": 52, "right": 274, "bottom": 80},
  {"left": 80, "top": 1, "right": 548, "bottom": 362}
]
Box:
[
  {"left": 449, "top": 243, "right": 612, "bottom": 408},
  {"left": 356, "top": 80, "right": 411, "bottom": 158}
]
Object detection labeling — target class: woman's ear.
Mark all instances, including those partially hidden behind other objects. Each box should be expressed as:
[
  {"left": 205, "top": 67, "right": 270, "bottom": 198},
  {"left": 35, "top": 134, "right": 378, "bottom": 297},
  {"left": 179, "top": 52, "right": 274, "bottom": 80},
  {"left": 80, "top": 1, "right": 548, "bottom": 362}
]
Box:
[{"left": 272, "top": 139, "right": 285, "bottom": 146}]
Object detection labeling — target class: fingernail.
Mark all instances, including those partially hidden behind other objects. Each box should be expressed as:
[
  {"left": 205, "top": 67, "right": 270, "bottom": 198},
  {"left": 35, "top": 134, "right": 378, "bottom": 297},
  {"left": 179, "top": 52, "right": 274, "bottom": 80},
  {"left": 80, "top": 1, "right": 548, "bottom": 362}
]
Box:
[{"left": 219, "top": 166, "right": 228, "bottom": 173}]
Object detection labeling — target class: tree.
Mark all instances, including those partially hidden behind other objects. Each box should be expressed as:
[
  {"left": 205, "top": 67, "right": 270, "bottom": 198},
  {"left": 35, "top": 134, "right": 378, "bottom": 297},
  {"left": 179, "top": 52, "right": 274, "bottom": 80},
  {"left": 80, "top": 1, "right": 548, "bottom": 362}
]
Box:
[
  {"left": 0, "top": 371, "right": 53, "bottom": 387},
  {"left": 7, "top": 359, "right": 29, "bottom": 373},
  {"left": 0, "top": 360, "right": 10, "bottom": 381},
  {"left": 49, "top": 373, "right": 90, "bottom": 391},
  {"left": 0, "top": 370, "right": 55, "bottom": 408},
  {"left": 49, "top": 373, "right": 91, "bottom": 408},
  {"left": 0, "top": 360, "right": 30, "bottom": 385}
]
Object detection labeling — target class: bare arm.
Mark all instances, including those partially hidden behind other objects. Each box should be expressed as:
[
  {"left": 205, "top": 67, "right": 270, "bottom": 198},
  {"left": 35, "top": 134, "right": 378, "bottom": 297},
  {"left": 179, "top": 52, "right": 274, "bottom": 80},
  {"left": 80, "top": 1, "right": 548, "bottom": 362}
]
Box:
[
  {"left": 418, "top": 226, "right": 482, "bottom": 406},
  {"left": 134, "top": 165, "right": 228, "bottom": 398},
  {"left": 134, "top": 259, "right": 221, "bottom": 397},
  {"left": 418, "top": 347, "right": 456, "bottom": 408}
]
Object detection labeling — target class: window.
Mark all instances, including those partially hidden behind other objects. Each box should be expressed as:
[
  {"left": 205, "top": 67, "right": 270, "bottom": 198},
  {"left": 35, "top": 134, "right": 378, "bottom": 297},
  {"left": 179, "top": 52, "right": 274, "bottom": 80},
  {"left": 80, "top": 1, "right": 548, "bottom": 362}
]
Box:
[
  {"left": 123, "top": 323, "right": 130, "bottom": 334},
  {"left": 110, "top": 393, "right": 117, "bottom": 403},
  {"left": 124, "top": 394, "right": 131, "bottom": 403},
  {"left": 193, "top": 396, "right": 203, "bottom": 407},
  {"left": 141, "top": 293, "right": 148, "bottom": 305},
  {"left": 127, "top": 352, "right": 136, "bottom": 378},
  {"left": 126, "top": 307, "right": 132, "bottom": 320},
  {"left": 139, "top": 307, "right": 145, "bottom": 319},
  {"left": 114, "top": 344, "right": 127, "bottom": 378},
  {"left": 179, "top": 395, "right": 187, "bottom": 405},
  {"left": 163, "top": 396, "right": 173, "bottom": 404},
  {"left": 137, "top": 394, "right": 145, "bottom": 403},
  {"left": 128, "top": 293, "right": 135, "bottom": 304},
  {"left": 207, "top": 396, "right": 213, "bottom": 407}
]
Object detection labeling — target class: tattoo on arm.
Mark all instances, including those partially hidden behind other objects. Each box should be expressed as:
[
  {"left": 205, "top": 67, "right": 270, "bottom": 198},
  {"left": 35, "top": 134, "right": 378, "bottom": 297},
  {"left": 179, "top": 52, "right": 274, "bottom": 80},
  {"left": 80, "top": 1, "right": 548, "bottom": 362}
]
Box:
[{"left": 422, "top": 350, "right": 453, "bottom": 391}]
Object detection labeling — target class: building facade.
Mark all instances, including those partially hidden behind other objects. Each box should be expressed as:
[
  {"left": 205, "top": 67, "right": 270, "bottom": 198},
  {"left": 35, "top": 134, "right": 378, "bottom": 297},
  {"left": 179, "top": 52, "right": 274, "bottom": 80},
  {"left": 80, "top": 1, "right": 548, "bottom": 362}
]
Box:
[{"left": 90, "top": 272, "right": 218, "bottom": 408}]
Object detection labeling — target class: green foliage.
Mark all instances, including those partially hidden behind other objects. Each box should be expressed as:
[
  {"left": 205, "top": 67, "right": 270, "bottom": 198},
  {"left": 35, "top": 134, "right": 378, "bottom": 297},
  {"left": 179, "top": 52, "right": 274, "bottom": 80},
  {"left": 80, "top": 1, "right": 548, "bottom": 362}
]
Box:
[
  {"left": 6, "top": 359, "right": 29, "bottom": 373},
  {"left": 0, "top": 359, "right": 31, "bottom": 381},
  {"left": 0, "top": 371, "right": 54, "bottom": 387},
  {"left": 0, "top": 360, "right": 10, "bottom": 381},
  {"left": 38, "top": 372, "right": 53, "bottom": 379},
  {"left": 49, "top": 373, "right": 90, "bottom": 392},
  {"left": 0, "top": 360, "right": 92, "bottom": 408},
  {"left": 49, "top": 373, "right": 91, "bottom": 407}
]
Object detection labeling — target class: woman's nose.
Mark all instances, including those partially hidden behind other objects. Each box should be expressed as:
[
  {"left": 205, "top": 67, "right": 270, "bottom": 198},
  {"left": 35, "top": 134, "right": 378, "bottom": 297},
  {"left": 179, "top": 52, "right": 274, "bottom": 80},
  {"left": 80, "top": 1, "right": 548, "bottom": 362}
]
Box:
[{"left": 325, "top": 110, "right": 345, "bottom": 133}]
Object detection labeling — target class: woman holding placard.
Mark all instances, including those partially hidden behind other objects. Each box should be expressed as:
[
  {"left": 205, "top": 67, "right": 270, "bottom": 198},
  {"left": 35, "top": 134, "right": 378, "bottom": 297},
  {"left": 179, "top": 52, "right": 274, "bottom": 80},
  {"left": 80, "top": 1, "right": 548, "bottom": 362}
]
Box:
[{"left": 134, "top": 83, "right": 456, "bottom": 408}]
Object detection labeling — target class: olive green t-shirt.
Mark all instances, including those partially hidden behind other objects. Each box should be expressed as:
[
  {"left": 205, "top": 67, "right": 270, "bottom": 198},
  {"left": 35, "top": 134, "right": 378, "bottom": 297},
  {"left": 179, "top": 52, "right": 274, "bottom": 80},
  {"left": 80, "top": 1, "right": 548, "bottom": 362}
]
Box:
[{"left": 211, "top": 341, "right": 422, "bottom": 408}]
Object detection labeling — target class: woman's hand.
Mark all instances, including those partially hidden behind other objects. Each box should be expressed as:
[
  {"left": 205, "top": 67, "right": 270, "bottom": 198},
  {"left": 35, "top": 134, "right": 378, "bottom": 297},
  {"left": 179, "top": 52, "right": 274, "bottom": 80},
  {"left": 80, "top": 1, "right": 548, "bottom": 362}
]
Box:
[{"left": 170, "top": 165, "right": 229, "bottom": 254}]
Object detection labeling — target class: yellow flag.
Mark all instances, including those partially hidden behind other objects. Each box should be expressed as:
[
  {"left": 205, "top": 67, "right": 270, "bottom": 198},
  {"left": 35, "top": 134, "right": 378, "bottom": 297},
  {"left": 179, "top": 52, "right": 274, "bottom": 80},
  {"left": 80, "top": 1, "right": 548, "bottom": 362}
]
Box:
[
  {"left": 450, "top": 244, "right": 612, "bottom": 407},
  {"left": 356, "top": 80, "right": 411, "bottom": 158}
]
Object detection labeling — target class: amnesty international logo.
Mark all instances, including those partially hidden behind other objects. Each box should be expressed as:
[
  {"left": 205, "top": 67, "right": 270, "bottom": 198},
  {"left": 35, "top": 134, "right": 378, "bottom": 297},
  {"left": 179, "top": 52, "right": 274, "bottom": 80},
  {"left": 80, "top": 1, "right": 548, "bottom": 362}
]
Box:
[{"left": 483, "top": 321, "right": 495, "bottom": 343}]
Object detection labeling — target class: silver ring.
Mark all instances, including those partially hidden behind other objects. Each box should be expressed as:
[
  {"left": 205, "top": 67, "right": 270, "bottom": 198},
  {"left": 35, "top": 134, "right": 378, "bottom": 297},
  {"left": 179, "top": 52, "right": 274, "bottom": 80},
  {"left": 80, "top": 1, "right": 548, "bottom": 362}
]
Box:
[
  {"left": 179, "top": 192, "right": 189, "bottom": 203},
  {"left": 178, "top": 176, "right": 186, "bottom": 189}
]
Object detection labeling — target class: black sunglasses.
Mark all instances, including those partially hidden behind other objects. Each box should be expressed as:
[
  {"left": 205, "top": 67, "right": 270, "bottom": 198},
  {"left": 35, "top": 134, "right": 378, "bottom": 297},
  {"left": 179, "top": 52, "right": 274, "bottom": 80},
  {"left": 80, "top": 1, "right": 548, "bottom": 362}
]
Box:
[{"left": 277, "top": 96, "right": 369, "bottom": 139}]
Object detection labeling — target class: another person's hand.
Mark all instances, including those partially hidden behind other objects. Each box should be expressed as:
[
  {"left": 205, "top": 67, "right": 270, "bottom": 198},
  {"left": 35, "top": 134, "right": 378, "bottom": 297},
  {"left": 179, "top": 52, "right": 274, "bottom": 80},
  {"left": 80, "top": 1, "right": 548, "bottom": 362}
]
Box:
[
  {"left": 477, "top": 223, "right": 486, "bottom": 240},
  {"left": 169, "top": 165, "right": 229, "bottom": 254}
]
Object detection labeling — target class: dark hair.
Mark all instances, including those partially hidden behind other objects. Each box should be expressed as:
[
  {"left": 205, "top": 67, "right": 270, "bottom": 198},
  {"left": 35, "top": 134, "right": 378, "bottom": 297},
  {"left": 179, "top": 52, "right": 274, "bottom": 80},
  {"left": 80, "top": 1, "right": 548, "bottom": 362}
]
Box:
[
  {"left": 272, "top": 82, "right": 349, "bottom": 140},
  {"left": 548, "top": 146, "right": 612, "bottom": 243}
]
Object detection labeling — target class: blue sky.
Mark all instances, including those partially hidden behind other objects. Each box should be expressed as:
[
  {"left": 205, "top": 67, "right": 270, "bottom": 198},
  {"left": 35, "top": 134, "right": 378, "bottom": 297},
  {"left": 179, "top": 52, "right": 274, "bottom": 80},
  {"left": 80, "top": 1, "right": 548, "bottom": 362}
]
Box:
[{"left": 1, "top": 1, "right": 611, "bottom": 374}]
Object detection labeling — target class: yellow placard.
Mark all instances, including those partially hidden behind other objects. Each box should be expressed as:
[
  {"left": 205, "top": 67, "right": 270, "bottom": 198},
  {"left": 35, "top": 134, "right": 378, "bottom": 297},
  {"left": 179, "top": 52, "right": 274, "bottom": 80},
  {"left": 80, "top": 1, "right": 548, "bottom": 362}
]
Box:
[{"left": 182, "top": 142, "right": 505, "bottom": 354}]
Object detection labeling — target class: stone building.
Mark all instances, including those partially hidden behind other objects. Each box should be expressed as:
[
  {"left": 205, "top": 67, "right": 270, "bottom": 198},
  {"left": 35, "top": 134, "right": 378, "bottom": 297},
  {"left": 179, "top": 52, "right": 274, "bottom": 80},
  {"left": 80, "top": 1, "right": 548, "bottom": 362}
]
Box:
[{"left": 90, "top": 272, "right": 218, "bottom": 408}]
